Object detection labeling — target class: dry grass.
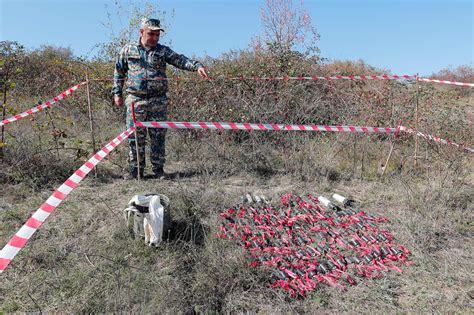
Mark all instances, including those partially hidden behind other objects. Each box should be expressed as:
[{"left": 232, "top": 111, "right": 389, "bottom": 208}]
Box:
[{"left": 1, "top": 132, "right": 472, "bottom": 312}]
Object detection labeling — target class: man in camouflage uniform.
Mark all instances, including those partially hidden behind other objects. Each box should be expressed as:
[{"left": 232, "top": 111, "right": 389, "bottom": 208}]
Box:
[{"left": 112, "top": 18, "right": 208, "bottom": 179}]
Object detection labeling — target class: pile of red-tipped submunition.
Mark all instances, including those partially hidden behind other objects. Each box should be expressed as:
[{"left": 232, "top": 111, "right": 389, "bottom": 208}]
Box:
[{"left": 217, "top": 193, "right": 411, "bottom": 297}]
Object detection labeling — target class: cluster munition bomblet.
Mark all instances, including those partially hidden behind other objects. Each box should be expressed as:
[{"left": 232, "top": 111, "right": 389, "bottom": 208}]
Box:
[
  {"left": 366, "top": 234, "right": 378, "bottom": 243},
  {"left": 245, "top": 193, "right": 253, "bottom": 204},
  {"left": 362, "top": 253, "right": 376, "bottom": 264},
  {"left": 294, "top": 268, "right": 305, "bottom": 277},
  {"left": 390, "top": 246, "right": 402, "bottom": 256},
  {"left": 257, "top": 194, "right": 270, "bottom": 204},
  {"left": 326, "top": 260, "right": 338, "bottom": 271},
  {"left": 332, "top": 193, "right": 380, "bottom": 223},
  {"left": 349, "top": 238, "right": 361, "bottom": 247},
  {"left": 332, "top": 193, "right": 360, "bottom": 215},
  {"left": 380, "top": 246, "right": 392, "bottom": 256},
  {"left": 355, "top": 222, "right": 365, "bottom": 230},
  {"left": 376, "top": 233, "right": 388, "bottom": 242},
  {"left": 318, "top": 196, "right": 344, "bottom": 214},
  {"left": 296, "top": 249, "right": 307, "bottom": 258},
  {"left": 360, "top": 234, "right": 371, "bottom": 243},
  {"left": 219, "top": 192, "right": 410, "bottom": 296},
  {"left": 274, "top": 270, "right": 287, "bottom": 280},
  {"left": 318, "top": 261, "right": 337, "bottom": 274},
  {"left": 252, "top": 194, "right": 263, "bottom": 203},
  {"left": 332, "top": 193, "right": 356, "bottom": 208},
  {"left": 346, "top": 256, "right": 362, "bottom": 264},
  {"left": 348, "top": 224, "right": 359, "bottom": 233},
  {"left": 335, "top": 257, "right": 347, "bottom": 268}
]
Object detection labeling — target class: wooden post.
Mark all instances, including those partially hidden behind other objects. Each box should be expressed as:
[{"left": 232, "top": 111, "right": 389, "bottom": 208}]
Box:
[
  {"left": 85, "top": 71, "right": 98, "bottom": 177},
  {"left": 0, "top": 85, "right": 7, "bottom": 160},
  {"left": 381, "top": 117, "right": 403, "bottom": 178},
  {"left": 390, "top": 84, "right": 395, "bottom": 126},
  {"left": 414, "top": 73, "right": 420, "bottom": 167},
  {"left": 381, "top": 83, "right": 395, "bottom": 177},
  {"left": 352, "top": 135, "right": 357, "bottom": 175},
  {"left": 135, "top": 131, "right": 141, "bottom": 181},
  {"left": 131, "top": 102, "right": 141, "bottom": 181},
  {"left": 381, "top": 141, "right": 395, "bottom": 177}
]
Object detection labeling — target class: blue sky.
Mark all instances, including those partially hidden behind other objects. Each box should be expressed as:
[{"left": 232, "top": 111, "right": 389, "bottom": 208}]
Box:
[{"left": 0, "top": 0, "right": 472, "bottom": 76}]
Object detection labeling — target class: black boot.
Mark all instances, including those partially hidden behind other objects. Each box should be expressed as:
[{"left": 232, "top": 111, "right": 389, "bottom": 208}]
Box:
[
  {"left": 126, "top": 167, "right": 144, "bottom": 180},
  {"left": 151, "top": 166, "right": 165, "bottom": 179}
]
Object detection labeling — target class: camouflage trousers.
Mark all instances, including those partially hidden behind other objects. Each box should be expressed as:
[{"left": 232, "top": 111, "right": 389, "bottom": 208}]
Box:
[{"left": 125, "top": 94, "right": 168, "bottom": 172}]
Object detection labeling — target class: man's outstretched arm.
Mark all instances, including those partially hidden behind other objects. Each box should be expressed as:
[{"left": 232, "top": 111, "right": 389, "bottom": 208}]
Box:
[{"left": 164, "top": 46, "right": 208, "bottom": 78}]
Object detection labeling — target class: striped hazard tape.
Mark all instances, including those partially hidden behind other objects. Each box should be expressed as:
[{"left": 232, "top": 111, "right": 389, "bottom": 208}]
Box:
[
  {"left": 98, "top": 75, "right": 474, "bottom": 88},
  {"left": 417, "top": 77, "right": 474, "bottom": 88},
  {"left": 0, "top": 82, "right": 86, "bottom": 127},
  {"left": 135, "top": 121, "right": 397, "bottom": 133},
  {"left": 130, "top": 101, "right": 396, "bottom": 134},
  {"left": 400, "top": 126, "right": 473, "bottom": 153},
  {"left": 95, "top": 74, "right": 416, "bottom": 82},
  {"left": 0, "top": 127, "right": 135, "bottom": 273}
]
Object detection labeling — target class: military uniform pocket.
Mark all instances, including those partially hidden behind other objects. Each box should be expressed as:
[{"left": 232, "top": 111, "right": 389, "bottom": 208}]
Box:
[{"left": 128, "top": 56, "right": 142, "bottom": 70}]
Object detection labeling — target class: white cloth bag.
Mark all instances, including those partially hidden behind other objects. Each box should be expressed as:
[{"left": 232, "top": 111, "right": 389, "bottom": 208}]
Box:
[{"left": 125, "top": 195, "right": 165, "bottom": 246}]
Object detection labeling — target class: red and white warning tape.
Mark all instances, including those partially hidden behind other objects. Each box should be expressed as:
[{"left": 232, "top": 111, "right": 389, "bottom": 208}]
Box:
[
  {"left": 95, "top": 74, "right": 416, "bottom": 82},
  {"left": 400, "top": 126, "right": 473, "bottom": 153},
  {"left": 287, "top": 75, "right": 415, "bottom": 81},
  {"left": 417, "top": 77, "right": 474, "bottom": 88},
  {"left": 0, "top": 127, "right": 135, "bottom": 273},
  {"left": 0, "top": 82, "right": 86, "bottom": 127},
  {"left": 135, "top": 121, "right": 397, "bottom": 134},
  {"left": 102, "top": 75, "right": 474, "bottom": 88}
]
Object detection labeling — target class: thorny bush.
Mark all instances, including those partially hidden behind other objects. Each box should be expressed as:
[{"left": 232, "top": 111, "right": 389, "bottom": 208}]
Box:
[{"left": 0, "top": 41, "right": 472, "bottom": 186}]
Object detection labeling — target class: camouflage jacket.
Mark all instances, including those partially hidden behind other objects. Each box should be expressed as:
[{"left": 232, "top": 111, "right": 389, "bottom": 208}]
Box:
[{"left": 112, "top": 39, "right": 203, "bottom": 96}]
